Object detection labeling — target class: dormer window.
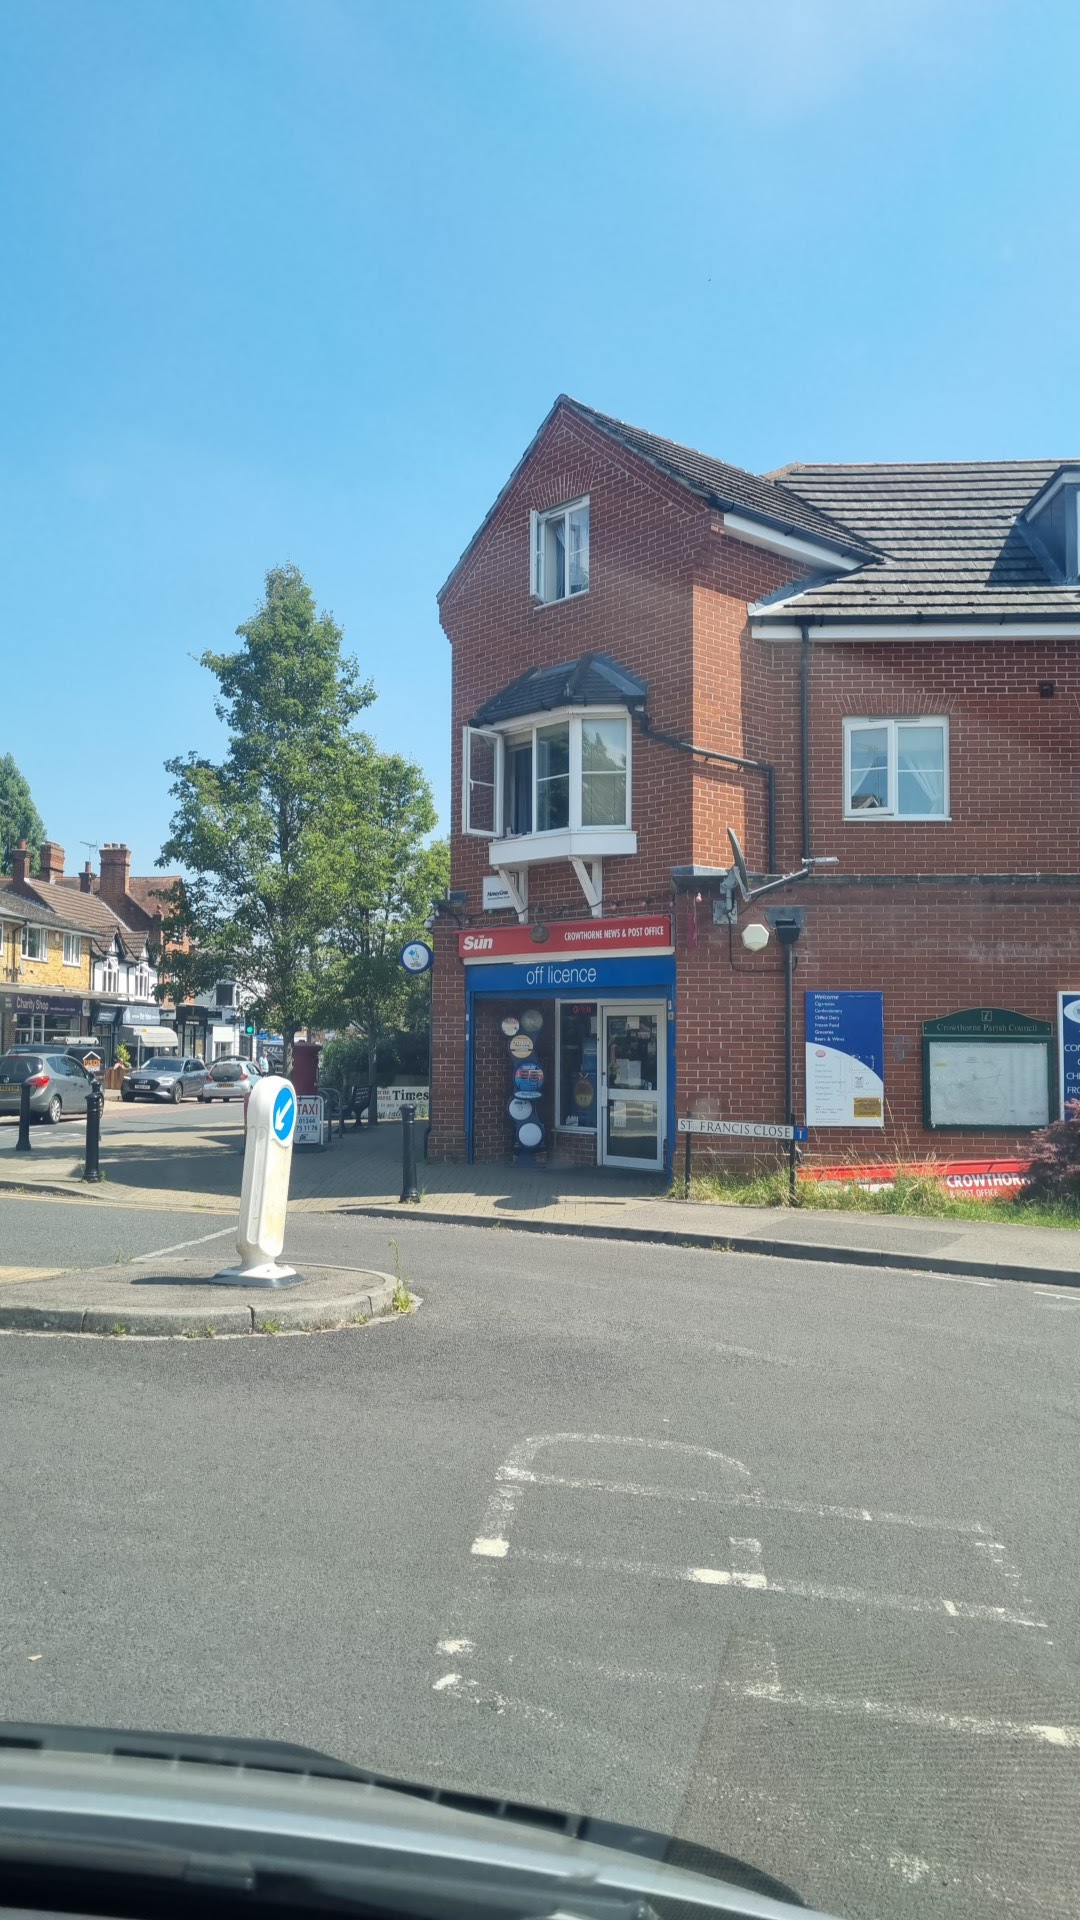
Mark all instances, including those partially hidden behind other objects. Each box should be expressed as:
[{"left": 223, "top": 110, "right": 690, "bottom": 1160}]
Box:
[
  {"left": 1023, "top": 465, "right": 1080, "bottom": 583},
  {"left": 531, "top": 498, "right": 589, "bottom": 603}
]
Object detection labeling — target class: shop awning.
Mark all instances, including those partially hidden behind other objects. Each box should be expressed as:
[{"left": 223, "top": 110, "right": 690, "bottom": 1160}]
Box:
[{"left": 121, "top": 1025, "right": 179, "bottom": 1049}]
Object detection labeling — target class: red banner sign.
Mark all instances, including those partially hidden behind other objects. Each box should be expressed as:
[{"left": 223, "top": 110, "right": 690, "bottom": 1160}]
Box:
[
  {"left": 803, "top": 1158, "right": 1033, "bottom": 1198},
  {"left": 458, "top": 914, "right": 672, "bottom": 962}
]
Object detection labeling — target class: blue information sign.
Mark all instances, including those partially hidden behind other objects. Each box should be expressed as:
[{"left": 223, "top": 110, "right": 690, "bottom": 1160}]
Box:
[
  {"left": 1058, "top": 992, "right": 1080, "bottom": 1118},
  {"left": 805, "top": 990, "right": 885, "bottom": 1128}
]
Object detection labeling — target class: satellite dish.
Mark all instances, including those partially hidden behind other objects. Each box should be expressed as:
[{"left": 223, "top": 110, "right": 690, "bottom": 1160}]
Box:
[{"left": 727, "top": 827, "right": 751, "bottom": 901}]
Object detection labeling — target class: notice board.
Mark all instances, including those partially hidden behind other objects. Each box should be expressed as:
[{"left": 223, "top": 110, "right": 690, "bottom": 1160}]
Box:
[{"left": 923, "top": 1009, "right": 1052, "bottom": 1131}]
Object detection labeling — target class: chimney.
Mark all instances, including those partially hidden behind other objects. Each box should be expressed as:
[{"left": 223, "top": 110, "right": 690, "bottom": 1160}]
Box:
[
  {"left": 99, "top": 842, "right": 132, "bottom": 913},
  {"left": 11, "top": 840, "right": 29, "bottom": 886},
  {"left": 39, "top": 841, "right": 64, "bottom": 884},
  {"left": 80, "top": 860, "right": 94, "bottom": 894}
]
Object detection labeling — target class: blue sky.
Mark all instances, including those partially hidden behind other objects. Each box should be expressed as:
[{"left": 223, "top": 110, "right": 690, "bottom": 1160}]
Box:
[{"left": 3, "top": 0, "right": 1078, "bottom": 875}]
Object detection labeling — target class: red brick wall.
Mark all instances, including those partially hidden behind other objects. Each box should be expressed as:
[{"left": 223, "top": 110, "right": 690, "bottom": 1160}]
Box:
[
  {"left": 433, "top": 400, "right": 1080, "bottom": 1170},
  {"left": 677, "top": 880, "right": 1073, "bottom": 1165}
]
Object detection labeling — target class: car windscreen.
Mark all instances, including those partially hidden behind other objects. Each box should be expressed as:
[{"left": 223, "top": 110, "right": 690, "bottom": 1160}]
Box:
[
  {"left": 0, "top": 1056, "right": 45, "bottom": 1081},
  {"left": 140, "top": 1057, "right": 180, "bottom": 1072},
  {"left": 211, "top": 1063, "right": 244, "bottom": 1079}
]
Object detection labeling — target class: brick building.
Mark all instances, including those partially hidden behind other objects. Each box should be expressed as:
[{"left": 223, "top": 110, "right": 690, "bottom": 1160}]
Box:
[{"left": 429, "top": 397, "right": 1080, "bottom": 1182}]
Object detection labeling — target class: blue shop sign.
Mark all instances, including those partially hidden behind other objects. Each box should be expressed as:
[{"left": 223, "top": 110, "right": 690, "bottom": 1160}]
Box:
[
  {"left": 1058, "top": 991, "right": 1080, "bottom": 1118},
  {"left": 465, "top": 956, "right": 675, "bottom": 997}
]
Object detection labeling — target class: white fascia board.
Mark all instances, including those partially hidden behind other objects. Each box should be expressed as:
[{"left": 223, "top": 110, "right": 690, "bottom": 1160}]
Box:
[
  {"left": 720, "top": 511, "right": 862, "bottom": 573},
  {"left": 752, "top": 616, "right": 1080, "bottom": 642},
  {"left": 1024, "top": 466, "right": 1080, "bottom": 521}
]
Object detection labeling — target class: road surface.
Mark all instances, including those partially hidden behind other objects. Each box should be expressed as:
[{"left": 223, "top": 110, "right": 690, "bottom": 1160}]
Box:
[{"left": 1, "top": 1197, "right": 1077, "bottom": 1918}]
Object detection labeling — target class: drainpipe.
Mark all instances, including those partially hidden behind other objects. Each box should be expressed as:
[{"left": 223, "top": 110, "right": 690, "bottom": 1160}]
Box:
[
  {"left": 799, "top": 621, "right": 812, "bottom": 865},
  {"left": 637, "top": 715, "right": 777, "bottom": 876}
]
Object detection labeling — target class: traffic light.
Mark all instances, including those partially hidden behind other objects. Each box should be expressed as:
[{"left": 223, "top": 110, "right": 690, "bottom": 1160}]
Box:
[{"left": 245, "top": 1022, "right": 255, "bottom": 1036}]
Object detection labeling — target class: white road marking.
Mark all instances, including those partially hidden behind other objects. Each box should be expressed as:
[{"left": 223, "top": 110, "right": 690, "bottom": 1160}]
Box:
[
  {"left": 432, "top": 1672, "right": 461, "bottom": 1690},
  {"left": 132, "top": 1225, "right": 235, "bottom": 1262},
  {"left": 735, "top": 1670, "right": 1080, "bottom": 1749},
  {"left": 436, "top": 1636, "right": 474, "bottom": 1655},
  {"left": 510, "top": 1546, "right": 1046, "bottom": 1628},
  {"left": 470, "top": 1537, "right": 509, "bottom": 1557},
  {"left": 498, "top": 1465, "right": 990, "bottom": 1537}
]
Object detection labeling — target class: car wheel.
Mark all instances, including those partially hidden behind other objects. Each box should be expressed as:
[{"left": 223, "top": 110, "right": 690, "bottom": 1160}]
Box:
[
  {"left": 171, "top": 1080, "right": 183, "bottom": 1104},
  {"left": 45, "top": 1095, "right": 63, "bottom": 1125}
]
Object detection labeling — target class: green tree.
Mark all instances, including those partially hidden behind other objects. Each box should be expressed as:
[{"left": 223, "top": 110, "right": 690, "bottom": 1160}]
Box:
[
  {"left": 319, "top": 753, "right": 448, "bottom": 1121},
  {"left": 0, "top": 754, "right": 45, "bottom": 874},
  {"left": 159, "top": 564, "right": 375, "bottom": 1069}
]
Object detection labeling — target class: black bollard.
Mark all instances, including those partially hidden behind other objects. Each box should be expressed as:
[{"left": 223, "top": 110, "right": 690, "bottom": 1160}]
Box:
[
  {"left": 15, "top": 1079, "right": 32, "bottom": 1153},
  {"left": 84, "top": 1082, "right": 104, "bottom": 1184},
  {"left": 399, "top": 1102, "right": 419, "bottom": 1204}
]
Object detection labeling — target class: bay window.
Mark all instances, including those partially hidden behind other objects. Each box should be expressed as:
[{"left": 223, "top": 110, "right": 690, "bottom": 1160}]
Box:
[
  {"left": 844, "top": 717, "right": 949, "bottom": 820},
  {"left": 463, "top": 709, "right": 631, "bottom": 839}
]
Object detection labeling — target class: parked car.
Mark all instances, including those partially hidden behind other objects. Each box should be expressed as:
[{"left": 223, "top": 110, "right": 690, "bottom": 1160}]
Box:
[
  {"left": 121, "top": 1056, "right": 208, "bottom": 1103},
  {"left": 200, "top": 1058, "right": 261, "bottom": 1102},
  {"left": 0, "top": 1051, "right": 99, "bottom": 1124}
]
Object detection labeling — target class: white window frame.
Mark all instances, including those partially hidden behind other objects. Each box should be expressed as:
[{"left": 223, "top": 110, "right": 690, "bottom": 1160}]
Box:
[
  {"left": 463, "top": 707, "right": 632, "bottom": 840},
  {"left": 530, "top": 497, "right": 590, "bottom": 604},
  {"left": 62, "top": 932, "right": 81, "bottom": 967},
  {"left": 20, "top": 924, "right": 48, "bottom": 960},
  {"left": 843, "top": 716, "right": 950, "bottom": 821},
  {"left": 100, "top": 956, "right": 120, "bottom": 995},
  {"left": 132, "top": 963, "right": 152, "bottom": 1001}
]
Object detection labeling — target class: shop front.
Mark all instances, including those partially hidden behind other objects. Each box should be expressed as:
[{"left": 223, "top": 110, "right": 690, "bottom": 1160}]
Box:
[
  {"left": 1, "top": 991, "right": 89, "bottom": 1051},
  {"left": 460, "top": 916, "right": 675, "bottom": 1171}
]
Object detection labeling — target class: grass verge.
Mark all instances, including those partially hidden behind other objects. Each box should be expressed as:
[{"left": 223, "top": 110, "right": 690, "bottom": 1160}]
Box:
[{"left": 679, "top": 1166, "right": 1080, "bottom": 1228}]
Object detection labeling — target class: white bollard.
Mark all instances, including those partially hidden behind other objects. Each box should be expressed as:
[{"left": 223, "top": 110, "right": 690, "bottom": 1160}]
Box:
[{"left": 213, "top": 1074, "right": 302, "bottom": 1287}]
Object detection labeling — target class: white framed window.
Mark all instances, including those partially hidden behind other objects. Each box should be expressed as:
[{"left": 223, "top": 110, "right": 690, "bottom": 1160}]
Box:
[
  {"left": 843, "top": 717, "right": 949, "bottom": 820},
  {"left": 133, "top": 964, "right": 152, "bottom": 1000},
  {"left": 531, "top": 498, "right": 589, "bottom": 603},
  {"left": 62, "top": 932, "right": 81, "bottom": 966},
  {"left": 101, "top": 957, "right": 120, "bottom": 994},
  {"left": 463, "top": 710, "right": 631, "bottom": 838},
  {"left": 20, "top": 925, "right": 48, "bottom": 960}
]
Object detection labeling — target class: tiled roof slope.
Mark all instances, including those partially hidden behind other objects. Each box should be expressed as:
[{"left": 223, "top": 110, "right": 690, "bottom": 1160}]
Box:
[
  {"left": 0, "top": 877, "right": 144, "bottom": 953},
  {"left": 567, "top": 400, "right": 878, "bottom": 561},
  {"left": 765, "top": 461, "right": 1080, "bottom": 620}
]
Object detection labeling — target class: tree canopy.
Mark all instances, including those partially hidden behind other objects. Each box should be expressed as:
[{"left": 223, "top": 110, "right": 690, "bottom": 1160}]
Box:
[
  {"left": 159, "top": 564, "right": 376, "bottom": 1062},
  {"left": 0, "top": 754, "right": 45, "bottom": 874}
]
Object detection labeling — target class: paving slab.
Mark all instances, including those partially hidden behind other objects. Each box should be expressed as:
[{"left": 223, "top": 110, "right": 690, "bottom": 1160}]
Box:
[{"left": 0, "top": 1257, "right": 406, "bottom": 1336}]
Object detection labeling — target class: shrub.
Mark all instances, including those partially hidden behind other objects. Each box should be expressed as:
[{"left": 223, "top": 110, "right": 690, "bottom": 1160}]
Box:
[{"left": 1016, "top": 1101, "right": 1080, "bottom": 1203}]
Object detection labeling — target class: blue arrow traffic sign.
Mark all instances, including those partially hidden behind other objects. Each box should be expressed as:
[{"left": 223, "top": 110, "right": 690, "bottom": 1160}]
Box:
[{"left": 272, "top": 1086, "right": 296, "bottom": 1144}]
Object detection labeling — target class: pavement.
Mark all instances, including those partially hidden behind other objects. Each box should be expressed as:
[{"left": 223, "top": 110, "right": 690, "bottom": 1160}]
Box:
[
  {"left": 1, "top": 1207, "right": 1078, "bottom": 1920},
  {"left": 1, "top": 1098, "right": 1078, "bottom": 1289}
]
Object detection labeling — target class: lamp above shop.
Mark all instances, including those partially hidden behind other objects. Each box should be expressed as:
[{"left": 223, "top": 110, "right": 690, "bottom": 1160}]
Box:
[{"left": 740, "top": 922, "right": 770, "bottom": 953}]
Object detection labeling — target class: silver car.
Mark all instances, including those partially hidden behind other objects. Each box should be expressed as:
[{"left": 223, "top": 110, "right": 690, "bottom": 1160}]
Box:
[
  {"left": 121, "top": 1056, "right": 208, "bottom": 1103},
  {"left": 199, "top": 1057, "right": 261, "bottom": 1102},
  {"left": 0, "top": 1051, "right": 98, "bottom": 1124}
]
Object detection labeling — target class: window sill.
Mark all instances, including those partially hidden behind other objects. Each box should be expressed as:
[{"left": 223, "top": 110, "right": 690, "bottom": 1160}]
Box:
[
  {"left": 489, "top": 827, "right": 637, "bottom": 864},
  {"left": 843, "top": 814, "right": 951, "bottom": 824},
  {"left": 531, "top": 588, "right": 590, "bottom": 609}
]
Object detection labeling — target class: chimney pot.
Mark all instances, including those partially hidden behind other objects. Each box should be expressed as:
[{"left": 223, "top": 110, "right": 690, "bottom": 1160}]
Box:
[
  {"left": 80, "top": 860, "right": 94, "bottom": 895},
  {"left": 12, "top": 839, "right": 29, "bottom": 886}
]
